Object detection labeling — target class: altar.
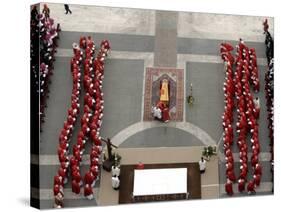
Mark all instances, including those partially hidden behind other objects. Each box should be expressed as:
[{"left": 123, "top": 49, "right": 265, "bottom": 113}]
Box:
[
  {"left": 118, "top": 163, "right": 201, "bottom": 204},
  {"left": 133, "top": 168, "right": 187, "bottom": 195},
  {"left": 133, "top": 168, "right": 188, "bottom": 202}
]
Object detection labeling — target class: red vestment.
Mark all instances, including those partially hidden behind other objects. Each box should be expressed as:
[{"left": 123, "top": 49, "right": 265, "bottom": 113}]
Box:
[
  {"left": 84, "top": 184, "right": 93, "bottom": 196},
  {"left": 254, "top": 174, "right": 261, "bottom": 186},
  {"left": 84, "top": 171, "right": 95, "bottom": 185},
  {"left": 137, "top": 163, "right": 144, "bottom": 169},
  {"left": 238, "top": 179, "right": 245, "bottom": 192},
  {"left": 53, "top": 184, "right": 60, "bottom": 196},
  {"left": 73, "top": 170, "right": 82, "bottom": 183},
  {"left": 225, "top": 182, "right": 234, "bottom": 196},
  {"left": 162, "top": 107, "right": 170, "bottom": 122},
  {"left": 72, "top": 180, "right": 80, "bottom": 194},
  {"left": 247, "top": 180, "right": 255, "bottom": 192},
  {"left": 254, "top": 164, "right": 262, "bottom": 175},
  {"left": 54, "top": 175, "right": 62, "bottom": 185}
]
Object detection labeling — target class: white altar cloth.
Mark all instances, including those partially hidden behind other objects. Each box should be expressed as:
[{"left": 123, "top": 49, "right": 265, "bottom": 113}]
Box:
[{"left": 133, "top": 168, "right": 187, "bottom": 196}]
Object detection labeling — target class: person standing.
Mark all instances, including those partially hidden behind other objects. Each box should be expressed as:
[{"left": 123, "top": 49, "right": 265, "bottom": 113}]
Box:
[
  {"left": 263, "top": 19, "right": 269, "bottom": 33},
  {"left": 199, "top": 157, "right": 206, "bottom": 174},
  {"left": 84, "top": 171, "right": 95, "bottom": 187},
  {"left": 136, "top": 161, "right": 144, "bottom": 169},
  {"left": 54, "top": 192, "right": 64, "bottom": 208},
  {"left": 111, "top": 175, "right": 120, "bottom": 190},
  {"left": 253, "top": 97, "right": 260, "bottom": 119},
  {"left": 238, "top": 178, "right": 246, "bottom": 192},
  {"left": 64, "top": 4, "right": 72, "bottom": 14},
  {"left": 225, "top": 178, "right": 234, "bottom": 196},
  {"left": 247, "top": 180, "right": 256, "bottom": 195},
  {"left": 84, "top": 184, "right": 94, "bottom": 200},
  {"left": 71, "top": 180, "right": 80, "bottom": 194},
  {"left": 151, "top": 105, "right": 162, "bottom": 120},
  {"left": 162, "top": 105, "right": 170, "bottom": 123},
  {"left": 112, "top": 165, "right": 121, "bottom": 177},
  {"left": 31, "top": 5, "right": 38, "bottom": 20},
  {"left": 42, "top": 4, "right": 50, "bottom": 18}
]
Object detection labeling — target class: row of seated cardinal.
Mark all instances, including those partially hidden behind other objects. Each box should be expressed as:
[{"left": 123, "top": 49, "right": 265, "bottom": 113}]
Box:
[
  {"left": 31, "top": 5, "right": 61, "bottom": 130},
  {"left": 53, "top": 36, "right": 111, "bottom": 208},
  {"left": 221, "top": 40, "right": 262, "bottom": 196},
  {"left": 263, "top": 20, "right": 274, "bottom": 189}
]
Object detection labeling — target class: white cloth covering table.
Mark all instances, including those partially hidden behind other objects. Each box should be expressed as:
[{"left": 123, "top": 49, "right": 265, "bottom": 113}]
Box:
[{"left": 133, "top": 168, "right": 187, "bottom": 196}]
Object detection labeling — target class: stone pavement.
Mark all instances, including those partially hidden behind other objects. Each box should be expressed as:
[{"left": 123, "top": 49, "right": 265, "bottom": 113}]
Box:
[
  {"left": 34, "top": 2, "right": 274, "bottom": 208},
  {"left": 154, "top": 11, "right": 178, "bottom": 67}
]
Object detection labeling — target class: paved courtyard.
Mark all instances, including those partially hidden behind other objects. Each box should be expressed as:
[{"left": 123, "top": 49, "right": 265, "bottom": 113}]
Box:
[{"left": 33, "top": 3, "right": 274, "bottom": 208}]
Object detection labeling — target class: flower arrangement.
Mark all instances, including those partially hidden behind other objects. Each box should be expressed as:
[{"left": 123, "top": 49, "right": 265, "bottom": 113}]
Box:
[{"left": 202, "top": 145, "right": 217, "bottom": 160}]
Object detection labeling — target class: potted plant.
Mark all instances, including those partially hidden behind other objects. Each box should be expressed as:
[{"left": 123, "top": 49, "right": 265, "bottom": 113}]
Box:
[
  {"left": 202, "top": 146, "right": 217, "bottom": 161},
  {"left": 113, "top": 152, "right": 122, "bottom": 167}
]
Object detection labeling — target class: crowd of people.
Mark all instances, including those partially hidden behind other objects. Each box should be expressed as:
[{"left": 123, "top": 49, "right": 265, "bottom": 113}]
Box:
[
  {"left": 84, "top": 38, "right": 110, "bottom": 198},
  {"left": 263, "top": 19, "right": 274, "bottom": 191},
  {"left": 236, "top": 40, "right": 261, "bottom": 194},
  {"left": 151, "top": 101, "right": 170, "bottom": 122},
  {"left": 220, "top": 39, "right": 261, "bottom": 196},
  {"left": 31, "top": 4, "right": 61, "bottom": 130},
  {"left": 53, "top": 36, "right": 111, "bottom": 208},
  {"left": 221, "top": 42, "right": 236, "bottom": 195},
  {"left": 31, "top": 5, "right": 40, "bottom": 134},
  {"left": 53, "top": 38, "right": 83, "bottom": 209},
  {"left": 70, "top": 37, "right": 97, "bottom": 199}
]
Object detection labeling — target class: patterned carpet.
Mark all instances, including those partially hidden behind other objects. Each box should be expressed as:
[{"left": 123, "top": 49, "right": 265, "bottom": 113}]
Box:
[{"left": 143, "top": 67, "right": 184, "bottom": 121}]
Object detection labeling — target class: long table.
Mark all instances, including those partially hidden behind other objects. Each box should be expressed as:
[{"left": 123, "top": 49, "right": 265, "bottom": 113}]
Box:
[
  {"left": 118, "top": 163, "right": 201, "bottom": 204},
  {"left": 132, "top": 168, "right": 188, "bottom": 202}
]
